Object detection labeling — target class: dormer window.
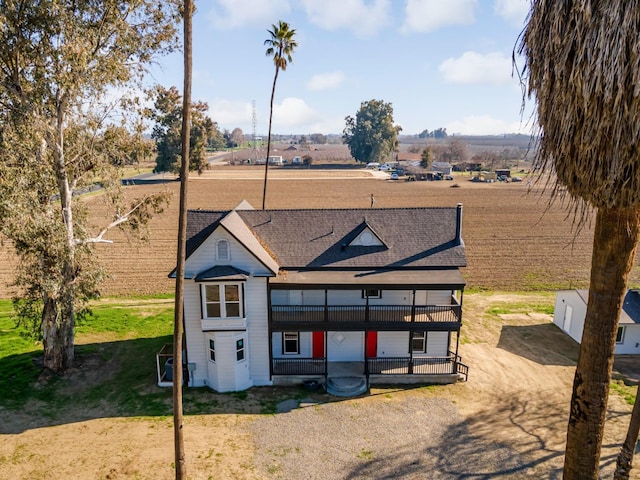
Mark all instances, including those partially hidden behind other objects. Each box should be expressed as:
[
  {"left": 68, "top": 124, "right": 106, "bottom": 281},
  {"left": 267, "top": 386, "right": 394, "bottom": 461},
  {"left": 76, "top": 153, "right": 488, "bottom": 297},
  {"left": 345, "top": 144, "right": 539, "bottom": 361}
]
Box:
[{"left": 216, "top": 239, "right": 230, "bottom": 261}]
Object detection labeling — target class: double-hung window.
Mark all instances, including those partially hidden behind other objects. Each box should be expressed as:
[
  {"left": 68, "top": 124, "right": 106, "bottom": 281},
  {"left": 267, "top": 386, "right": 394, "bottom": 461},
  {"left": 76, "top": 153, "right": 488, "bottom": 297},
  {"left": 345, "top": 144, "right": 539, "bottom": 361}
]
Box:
[
  {"left": 411, "top": 332, "right": 427, "bottom": 353},
  {"left": 283, "top": 332, "right": 300, "bottom": 355},
  {"left": 202, "top": 284, "right": 243, "bottom": 319}
]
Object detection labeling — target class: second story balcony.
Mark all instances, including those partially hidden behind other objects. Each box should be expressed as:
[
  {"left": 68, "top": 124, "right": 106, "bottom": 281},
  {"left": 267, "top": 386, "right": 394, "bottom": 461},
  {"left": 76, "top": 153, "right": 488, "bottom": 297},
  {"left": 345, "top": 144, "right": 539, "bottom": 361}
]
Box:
[{"left": 270, "top": 302, "right": 462, "bottom": 332}]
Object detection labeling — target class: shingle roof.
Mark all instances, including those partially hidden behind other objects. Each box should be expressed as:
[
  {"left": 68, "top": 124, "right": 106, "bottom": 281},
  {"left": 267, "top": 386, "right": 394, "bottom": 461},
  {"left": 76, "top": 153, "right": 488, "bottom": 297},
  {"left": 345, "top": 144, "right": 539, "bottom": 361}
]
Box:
[
  {"left": 622, "top": 290, "right": 640, "bottom": 325},
  {"left": 194, "top": 265, "right": 249, "bottom": 282},
  {"left": 184, "top": 207, "right": 466, "bottom": 270}
]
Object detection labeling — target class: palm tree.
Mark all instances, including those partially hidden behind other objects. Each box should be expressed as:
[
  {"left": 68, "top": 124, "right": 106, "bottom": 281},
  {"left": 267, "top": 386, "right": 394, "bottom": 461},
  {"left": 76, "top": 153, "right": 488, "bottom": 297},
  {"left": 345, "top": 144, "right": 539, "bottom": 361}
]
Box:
[
  {"left": 172, "top": 0, "right": 193, "bottom": 477},
  {"left": 519, "top": 2, "right": 640, "bottom": 479},
  {"left": 262, "top": 20, "right": 297, "bottom": 210}
]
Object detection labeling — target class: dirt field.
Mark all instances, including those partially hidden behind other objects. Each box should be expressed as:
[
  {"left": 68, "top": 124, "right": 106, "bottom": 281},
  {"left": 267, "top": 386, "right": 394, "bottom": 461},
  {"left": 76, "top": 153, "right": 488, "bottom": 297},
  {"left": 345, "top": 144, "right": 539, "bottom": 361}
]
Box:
[
  {"left": 80, "top": 163, "right": 638, "bottom": 297},
  {"left": 2, "top": 159, "right": 633, "bottom": 297}
]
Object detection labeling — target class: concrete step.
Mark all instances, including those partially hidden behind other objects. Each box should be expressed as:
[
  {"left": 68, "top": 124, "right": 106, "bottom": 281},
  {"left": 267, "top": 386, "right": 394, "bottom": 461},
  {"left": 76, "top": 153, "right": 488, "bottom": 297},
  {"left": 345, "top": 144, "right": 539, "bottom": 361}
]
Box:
[{"left": 326, "top": 376, "right": 368, "bottom": 397}]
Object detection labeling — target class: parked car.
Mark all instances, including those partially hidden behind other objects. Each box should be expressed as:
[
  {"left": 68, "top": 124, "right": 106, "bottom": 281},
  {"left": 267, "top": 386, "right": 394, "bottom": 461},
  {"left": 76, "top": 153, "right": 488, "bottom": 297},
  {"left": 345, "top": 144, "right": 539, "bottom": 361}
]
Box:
[
  {"left": 444, "top": 175, "right": 454, "bottom": 181},
  {"left": 390, "top": 173, "right": 399, "bottom": 180},
  {"left": 379, "top": 164, "right": 392, "bottom": 171}
]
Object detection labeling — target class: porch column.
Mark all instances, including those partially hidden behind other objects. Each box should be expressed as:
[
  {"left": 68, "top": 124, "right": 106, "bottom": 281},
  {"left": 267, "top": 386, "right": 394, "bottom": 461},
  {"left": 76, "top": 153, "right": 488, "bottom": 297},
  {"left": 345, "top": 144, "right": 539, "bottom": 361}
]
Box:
[
  {"left": 267, "top": 278, "right": 273, "bottom": 379},
  {"left": 411, "top": 290, "right": 416, "bottom": 323},
  {"left": 324, "top": 289, "right": 328, "bottom": 324},
  {"left": 408, "top": 331, "right": 414, "bottom": 374}
]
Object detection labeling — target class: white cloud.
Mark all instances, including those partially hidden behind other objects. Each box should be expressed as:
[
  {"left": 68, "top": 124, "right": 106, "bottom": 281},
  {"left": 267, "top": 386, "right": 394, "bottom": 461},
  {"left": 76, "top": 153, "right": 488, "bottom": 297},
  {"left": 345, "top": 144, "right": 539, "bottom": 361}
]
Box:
[
  {"left": 207, "top": 0, "right": 291, "bottom": 29},
  {"left": 307, "top": 71, "right": 346, "bottom": 91},
  {"left": 446, "top": 115, "right": 531, "bottom": 135},
  {"left": 494, "top": 0, "right": 530, "bottom": 28},
  {"left": 439, "top": 51, "right": 512, "bottom": 85},
  {"left": 273, "top": 97, "right": 321, "bottom": 128},
  {"left": 301, "top": 0, "right": 391, "bottom": 37},
  {"left": 209, "top": 99, "right": 253, "bottom": 126},
  {"left": 401, "top": 0, "right": 477, "bottom": 33}
]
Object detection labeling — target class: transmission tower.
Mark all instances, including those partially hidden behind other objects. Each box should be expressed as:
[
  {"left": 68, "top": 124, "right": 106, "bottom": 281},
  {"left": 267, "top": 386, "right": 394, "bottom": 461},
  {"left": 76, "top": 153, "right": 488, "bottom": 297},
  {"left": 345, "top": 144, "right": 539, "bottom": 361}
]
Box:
[{"left": 252, "top": 100, "right": 258, "bottom": 162}]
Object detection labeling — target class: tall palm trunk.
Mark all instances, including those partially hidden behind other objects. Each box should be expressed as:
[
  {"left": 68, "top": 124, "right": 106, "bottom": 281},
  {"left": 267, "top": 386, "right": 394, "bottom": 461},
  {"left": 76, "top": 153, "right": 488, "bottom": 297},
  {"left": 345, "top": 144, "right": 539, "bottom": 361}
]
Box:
[
  {"left": 172, "top": 0, "right": 192, "bottom": 478},
  {"left": 261, "top": 67, "right": 279, "bottom": 210},
  {"left": 564, "top": 206, "right": 640, "bottom": 479},
  {"left": 615, "top": 390, "right": 640, "bottom": 480}
]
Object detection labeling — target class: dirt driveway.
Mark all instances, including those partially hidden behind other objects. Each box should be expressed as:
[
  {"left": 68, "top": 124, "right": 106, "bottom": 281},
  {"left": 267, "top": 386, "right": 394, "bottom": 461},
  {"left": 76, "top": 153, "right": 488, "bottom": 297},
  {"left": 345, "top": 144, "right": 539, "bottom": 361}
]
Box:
[{"left": 1, "top": 293, "right": 638, "bottom": 479}]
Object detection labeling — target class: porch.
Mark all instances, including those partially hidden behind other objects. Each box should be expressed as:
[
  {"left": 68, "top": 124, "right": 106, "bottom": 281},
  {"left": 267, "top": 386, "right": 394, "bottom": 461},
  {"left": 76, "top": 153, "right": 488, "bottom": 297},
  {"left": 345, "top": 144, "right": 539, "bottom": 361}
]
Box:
[{"left": 271, "top": 353, "right": 469, "bottom": 382}]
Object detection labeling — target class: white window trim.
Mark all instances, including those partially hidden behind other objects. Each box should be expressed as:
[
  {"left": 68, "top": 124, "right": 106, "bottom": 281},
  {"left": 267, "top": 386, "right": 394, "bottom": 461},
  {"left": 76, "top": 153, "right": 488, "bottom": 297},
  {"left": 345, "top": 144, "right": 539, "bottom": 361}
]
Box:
[
  {"left": 208, "top": 338, "right": 216, "bottom": 363},
  {"left": 362, "top": 289, "right": 382, "bottom": 299},
  {"left": 201, "top": 283, "right": 244, "bottom": 319},
  {"left": 411, "top": 331, "right": 427, "bottom": 353},
  {"left": 236, "top": 338, "right": 246, "bottom": 363},
  {"left": 216, "top": 239, "right": 230, "bottom": 261},
  {"left": 283, "top": 332, "right": 300, "bottom": 355},
  {"left": 617, "top": 326, "right": 626, "bottom": 344}
]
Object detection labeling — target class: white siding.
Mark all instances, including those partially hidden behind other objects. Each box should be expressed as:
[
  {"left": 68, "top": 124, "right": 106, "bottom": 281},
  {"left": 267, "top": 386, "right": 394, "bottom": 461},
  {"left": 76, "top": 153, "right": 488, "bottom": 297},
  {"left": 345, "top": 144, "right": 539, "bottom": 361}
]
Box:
[
  {"left": 425, "top": 331, "right": 449, "bottom": 356},
  {"left": 184, "top": 280, "right": 208, "bottom": 387},
  {"left": 213, "top": 332, "right": 238, "bottom": 392},
  {"left": 272, "top": 331, "right": 312, "bottom": 357},
  {"left": 182, "top": 224, "right": 274, "bottom": 391},
  {"left": 617, "top": 325, "right": 640, "bottom": 354},
  {"left": 427, "top": 290, "right": 452, "bottom": 305},
  {"left": 378, "top": 332, "right": 409, "bottom": 356},
  {"left": 184, "top": 228, "right": 273, "bottom": 278},
  {"left": 553, "top": 291, "right": 587, "bottom": 345},
  {"left": 377, "top": 331, "right": 450, "bottom": 357},
  {"left": 246, "top": 277, "right": 271, "bottom": 385}
]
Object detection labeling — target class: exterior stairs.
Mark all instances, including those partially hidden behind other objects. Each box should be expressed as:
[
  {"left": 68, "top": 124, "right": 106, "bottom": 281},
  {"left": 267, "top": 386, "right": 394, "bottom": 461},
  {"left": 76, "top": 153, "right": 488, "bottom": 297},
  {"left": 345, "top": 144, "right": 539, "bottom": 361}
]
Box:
[{"left": 326, "top": 376, "right": 368, "bottom": 397}]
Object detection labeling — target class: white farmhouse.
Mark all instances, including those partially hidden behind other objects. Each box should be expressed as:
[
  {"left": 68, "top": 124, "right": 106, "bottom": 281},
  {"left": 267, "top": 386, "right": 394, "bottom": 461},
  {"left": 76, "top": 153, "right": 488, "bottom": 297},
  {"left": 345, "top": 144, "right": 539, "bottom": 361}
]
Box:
[{"left": 164, "top": 202, "right": 469, "bottom": 395}]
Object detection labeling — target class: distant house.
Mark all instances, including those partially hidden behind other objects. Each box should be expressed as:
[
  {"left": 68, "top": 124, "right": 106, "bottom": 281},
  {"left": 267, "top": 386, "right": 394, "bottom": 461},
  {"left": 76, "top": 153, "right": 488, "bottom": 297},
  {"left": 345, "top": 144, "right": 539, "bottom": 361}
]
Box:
[
  {"left": 162, "top": 202, "right": 469, "bottom": 395},
  {"left": 268, "top": 155, "right": 284, "bottom": 165},
  {"left": 431, "top": 162, "right": 453, "bottom": 175},
  {"left": 553, "top": 289, "right": 640, "bottom": 354}
]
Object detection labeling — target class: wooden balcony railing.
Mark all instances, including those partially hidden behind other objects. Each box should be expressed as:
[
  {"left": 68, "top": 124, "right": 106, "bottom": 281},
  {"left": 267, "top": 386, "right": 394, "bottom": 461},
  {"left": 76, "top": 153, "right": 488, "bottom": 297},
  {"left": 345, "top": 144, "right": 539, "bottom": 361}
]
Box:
[{"left": 271, "top": 304, "right": 461, "bottom": 325}]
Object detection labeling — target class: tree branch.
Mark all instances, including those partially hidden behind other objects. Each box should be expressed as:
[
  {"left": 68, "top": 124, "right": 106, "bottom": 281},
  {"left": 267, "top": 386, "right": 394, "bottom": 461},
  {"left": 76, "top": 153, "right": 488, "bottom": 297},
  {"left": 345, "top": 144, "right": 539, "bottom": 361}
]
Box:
[{"left": 77, "top": 196, "right": 150, "bottom": 245}]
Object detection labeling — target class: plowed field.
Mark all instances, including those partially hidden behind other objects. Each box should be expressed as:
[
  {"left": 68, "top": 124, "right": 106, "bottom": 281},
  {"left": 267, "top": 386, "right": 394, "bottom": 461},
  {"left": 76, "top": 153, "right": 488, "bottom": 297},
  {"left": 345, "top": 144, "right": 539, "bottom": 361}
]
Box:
[{"left": 3, "top": 165, "right": 638, "bottom": 297}]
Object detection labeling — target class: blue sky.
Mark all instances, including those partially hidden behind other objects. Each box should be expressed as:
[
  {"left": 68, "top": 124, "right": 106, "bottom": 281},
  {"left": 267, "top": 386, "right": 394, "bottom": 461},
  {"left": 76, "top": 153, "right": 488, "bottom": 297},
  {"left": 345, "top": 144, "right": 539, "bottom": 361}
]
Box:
[{"left": 149, "top": 0, "right": 535, "bottom": 137}]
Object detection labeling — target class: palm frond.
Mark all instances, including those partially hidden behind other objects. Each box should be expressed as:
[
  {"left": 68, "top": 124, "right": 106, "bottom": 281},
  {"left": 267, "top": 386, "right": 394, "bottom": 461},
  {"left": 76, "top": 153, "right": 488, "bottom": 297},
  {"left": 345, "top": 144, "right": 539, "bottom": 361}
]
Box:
[{"left": 519, "top": 0, "right": 640, "bottom": 210}]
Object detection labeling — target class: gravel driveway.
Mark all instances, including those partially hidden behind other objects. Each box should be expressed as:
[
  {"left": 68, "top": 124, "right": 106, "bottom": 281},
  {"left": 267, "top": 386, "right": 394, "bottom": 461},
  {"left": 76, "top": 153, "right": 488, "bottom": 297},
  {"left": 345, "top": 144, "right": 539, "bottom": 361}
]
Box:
[{"left": 249, "top": 393, "right": 539, "bottom": 480}]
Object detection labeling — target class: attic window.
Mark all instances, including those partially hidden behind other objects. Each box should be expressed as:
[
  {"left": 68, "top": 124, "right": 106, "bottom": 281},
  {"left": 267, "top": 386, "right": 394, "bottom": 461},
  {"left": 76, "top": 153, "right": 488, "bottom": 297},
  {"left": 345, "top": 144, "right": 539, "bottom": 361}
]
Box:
[
  {"left": 216, "top": 239, "right": 230, "bottom": 261},
  {"left": 349, "top": 226, "right": 384, "bottom": 247}
]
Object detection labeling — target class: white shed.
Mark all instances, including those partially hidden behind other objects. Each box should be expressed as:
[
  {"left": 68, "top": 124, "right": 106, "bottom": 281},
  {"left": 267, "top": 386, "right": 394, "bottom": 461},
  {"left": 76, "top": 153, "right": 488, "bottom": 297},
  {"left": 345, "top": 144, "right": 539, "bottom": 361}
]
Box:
[{"left": 554, "top": 289, "right": 640, "bottom": 355}]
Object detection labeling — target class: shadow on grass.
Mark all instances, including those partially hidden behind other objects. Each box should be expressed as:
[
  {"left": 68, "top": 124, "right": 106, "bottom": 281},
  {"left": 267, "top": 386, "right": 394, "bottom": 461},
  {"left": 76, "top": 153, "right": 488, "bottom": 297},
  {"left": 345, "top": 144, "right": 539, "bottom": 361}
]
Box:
[
  {"left": 0, "top": 335, "right": 354, "bottom": 434},
  {"left": 497, "top": 323, "right": 580, "bottom": 366}
]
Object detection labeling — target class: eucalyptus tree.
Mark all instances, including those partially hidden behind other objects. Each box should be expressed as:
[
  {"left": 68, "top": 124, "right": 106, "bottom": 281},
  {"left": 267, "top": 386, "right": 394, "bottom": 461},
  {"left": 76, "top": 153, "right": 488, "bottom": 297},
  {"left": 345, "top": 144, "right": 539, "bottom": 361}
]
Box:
[
  {"left": 519, "top": 2, "right": 640, "bottom": 478},
  {"left": 343, "top": 99, "right": 402, "bottom": 164},
  {"left": 0, "top": 0, "right": 180, "bottom": 373},
  {"left": 262, "top": 20, "right": 298, "bottom": 210}
]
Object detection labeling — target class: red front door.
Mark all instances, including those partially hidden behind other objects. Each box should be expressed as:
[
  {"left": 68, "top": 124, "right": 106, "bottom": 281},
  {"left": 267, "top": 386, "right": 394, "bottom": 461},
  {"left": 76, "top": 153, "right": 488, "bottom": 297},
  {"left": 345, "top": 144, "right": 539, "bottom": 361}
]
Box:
[
  {"left": 312, "top": 331, "right": 325, "bottom": 358},
  {"left": 366, "top": 331, "right": 378, "bottom": 358}
]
